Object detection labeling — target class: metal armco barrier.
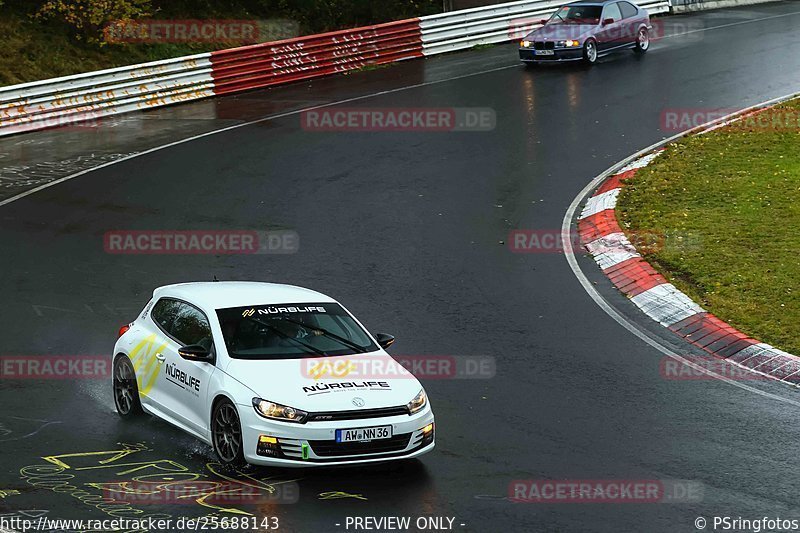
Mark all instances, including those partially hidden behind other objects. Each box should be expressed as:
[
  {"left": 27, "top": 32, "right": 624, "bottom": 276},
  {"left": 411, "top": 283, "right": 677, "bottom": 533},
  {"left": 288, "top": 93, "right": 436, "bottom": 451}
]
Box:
[
  {"left": 0, "top": 0, "right": 670, "bottom": 137},
  {"left": 0, "top": 54, "right": 214, "bottom": 136},
  {"left": 210, "top": 19, "right": 422, "bottom": 95}
]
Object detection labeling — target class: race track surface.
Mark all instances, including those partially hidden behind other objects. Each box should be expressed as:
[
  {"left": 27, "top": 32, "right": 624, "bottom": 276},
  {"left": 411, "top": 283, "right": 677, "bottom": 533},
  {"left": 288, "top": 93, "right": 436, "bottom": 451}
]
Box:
[{"left": 2, "top": 3, "right": 800, "bottom": 531}]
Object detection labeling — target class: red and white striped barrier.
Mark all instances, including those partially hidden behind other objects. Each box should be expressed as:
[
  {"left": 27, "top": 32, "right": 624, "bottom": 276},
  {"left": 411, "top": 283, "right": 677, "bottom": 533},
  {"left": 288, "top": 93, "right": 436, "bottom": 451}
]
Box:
[
  {"left": 0, "top": 0, "right": 669, "bottom": 137},
  {"left": 577, "top": 114, "right": 800, "bottom": 385}
]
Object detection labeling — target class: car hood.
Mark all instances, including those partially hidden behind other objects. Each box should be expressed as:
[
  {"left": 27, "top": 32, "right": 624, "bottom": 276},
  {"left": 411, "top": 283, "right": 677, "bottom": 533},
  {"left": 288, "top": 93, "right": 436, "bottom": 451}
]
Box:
[
  {"left": 225, "top": 353, "right": 423, "bottom": 412},
  {"left": 527, "top": 24, "right": 596, "bottom": 41}
]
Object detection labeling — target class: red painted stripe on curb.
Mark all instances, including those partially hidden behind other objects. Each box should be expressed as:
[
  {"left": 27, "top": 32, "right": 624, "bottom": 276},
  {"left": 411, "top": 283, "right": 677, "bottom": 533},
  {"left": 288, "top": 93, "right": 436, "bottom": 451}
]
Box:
[
  {"left": 602, "top": 257, "right": 667, "bottom": 297},
  {"left": 594, "top": 169, "right": 637, "bottom": 196},
  {"left": 667, "top": 312, "right": 760, "bottom": 359},
  {"left": 578, "top": 210, "right": 620, "bottom": 244},
  {"left": 705, "top": 333, "right": 752, "bottom": 355},
  {"left": 715, "top": 338, "right": 759, "bottom": 359}
]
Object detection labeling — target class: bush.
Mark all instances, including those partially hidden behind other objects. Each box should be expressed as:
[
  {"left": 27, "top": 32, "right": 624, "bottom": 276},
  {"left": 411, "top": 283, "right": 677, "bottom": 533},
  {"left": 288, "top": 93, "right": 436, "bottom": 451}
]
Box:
[{"left": 35, "top": 0, "right": 154, "bottom": 42}]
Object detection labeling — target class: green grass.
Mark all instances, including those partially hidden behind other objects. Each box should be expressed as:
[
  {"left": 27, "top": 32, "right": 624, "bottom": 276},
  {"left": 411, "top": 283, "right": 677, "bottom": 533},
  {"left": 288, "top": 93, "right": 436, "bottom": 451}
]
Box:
[
  {"left": 0, "top": 13, "right": 217, "bottom": 85},
  {"left": 617, "top": 98, "right": 800, "bottom": 354}
]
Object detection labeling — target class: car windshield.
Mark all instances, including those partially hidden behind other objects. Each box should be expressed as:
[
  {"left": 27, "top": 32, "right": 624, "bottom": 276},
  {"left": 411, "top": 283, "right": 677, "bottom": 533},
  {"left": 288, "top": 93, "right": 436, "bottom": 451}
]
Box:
[
  {"left": 216, "top": 302, "right": 378, "bottom": 359},
  {"left": 549, "top": 5, "right": 603, "bottom": 24}
]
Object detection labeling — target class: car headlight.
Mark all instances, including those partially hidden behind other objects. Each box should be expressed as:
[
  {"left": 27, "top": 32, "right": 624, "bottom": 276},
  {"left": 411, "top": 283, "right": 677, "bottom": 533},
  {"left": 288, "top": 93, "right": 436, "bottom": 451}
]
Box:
[
  {"left": 252, "top": 398, "right": 308, "bottom": 424},
  {"left": 407, "top": 389, "right": 428, "bottom": 414},
  {"left": 557, "top": 40, "right": 580, "bottom": 48},
  {"left": 520, "top": 40, "right": 532, "bottom": 48}
]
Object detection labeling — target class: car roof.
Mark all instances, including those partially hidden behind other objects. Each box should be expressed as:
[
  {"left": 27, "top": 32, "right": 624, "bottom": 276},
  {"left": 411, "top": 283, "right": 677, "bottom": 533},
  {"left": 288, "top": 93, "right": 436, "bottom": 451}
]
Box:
[
  {"left": 153, "top": 281, "right": 337, "bottom": 311},
  {"left": 565, "top": 0, "right": 617, "bottom": 5}
]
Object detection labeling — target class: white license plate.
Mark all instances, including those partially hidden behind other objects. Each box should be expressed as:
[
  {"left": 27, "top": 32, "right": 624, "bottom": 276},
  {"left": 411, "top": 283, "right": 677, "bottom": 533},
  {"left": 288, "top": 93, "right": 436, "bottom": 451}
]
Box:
[
  {"left": 336, "top": 425, "right": 392, "bottom": 443},
  {"left": 535, "top": 50, "right": 554, "bottom": 55}
]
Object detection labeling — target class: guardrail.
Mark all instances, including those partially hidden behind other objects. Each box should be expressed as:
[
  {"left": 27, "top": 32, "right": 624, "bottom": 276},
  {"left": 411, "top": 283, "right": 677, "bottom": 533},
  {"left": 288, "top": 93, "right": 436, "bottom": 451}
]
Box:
[
  {"left": 210, "top": 19, "right": 423, "bottom": 95},
  {"left": 0, "top": 0, "right": 670, "bottom": 137},
  {"left": 0, "top": 54, "right": 214, "bottom": 136}
]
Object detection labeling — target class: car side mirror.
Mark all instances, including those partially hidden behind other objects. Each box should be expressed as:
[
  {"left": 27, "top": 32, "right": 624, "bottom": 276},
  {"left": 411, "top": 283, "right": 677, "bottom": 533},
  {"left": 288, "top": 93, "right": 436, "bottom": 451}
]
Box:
[
  {"left": 375, "top": 333, "right": 395, "bottom": 350},
  {"left": 539, "top": 19, "right": 548, "bottom": 25},
  {"left": 602, "top": 18, "right": 615, "bottom": 26},
  {"left": 178, "top": 344, "right": 213, "bottom": 362}
]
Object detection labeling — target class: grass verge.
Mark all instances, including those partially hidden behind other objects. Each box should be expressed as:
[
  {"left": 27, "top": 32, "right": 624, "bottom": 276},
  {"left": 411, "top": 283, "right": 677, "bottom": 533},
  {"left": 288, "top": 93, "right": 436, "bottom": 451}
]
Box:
[{"left": 616, "top": 98, "right": 800, "bottom": 354}]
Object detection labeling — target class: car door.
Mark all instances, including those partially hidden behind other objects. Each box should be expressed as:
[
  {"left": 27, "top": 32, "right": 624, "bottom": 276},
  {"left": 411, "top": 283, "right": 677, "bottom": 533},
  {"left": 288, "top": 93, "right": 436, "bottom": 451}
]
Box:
[
  {"left": 131, "top": 297, "right": 182, "bottom": 415},
  {"left": 618, "top": 2, "right": 640, "bottom": 45},
  {"left": 597, "top": 2, "right": 624, "bottom": 52},
  {"left": 158, "top": 301, "right": 217, "bottom": 437}
]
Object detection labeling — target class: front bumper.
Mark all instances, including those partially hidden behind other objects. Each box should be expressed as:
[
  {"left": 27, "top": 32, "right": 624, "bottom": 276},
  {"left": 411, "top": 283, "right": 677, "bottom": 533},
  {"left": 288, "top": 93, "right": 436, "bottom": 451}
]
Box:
[
  {"left": 519, "top": 47, "right": 583, "bottom": 62},
  {"left": 239, "top": 403, "right": 435, "bottom": 467}
]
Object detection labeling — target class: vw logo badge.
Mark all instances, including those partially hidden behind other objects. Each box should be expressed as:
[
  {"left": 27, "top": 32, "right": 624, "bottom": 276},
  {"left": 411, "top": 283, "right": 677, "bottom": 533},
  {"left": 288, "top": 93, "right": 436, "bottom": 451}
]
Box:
[{"left": 352, "top": 397, "right": 365, "bottom": 407}]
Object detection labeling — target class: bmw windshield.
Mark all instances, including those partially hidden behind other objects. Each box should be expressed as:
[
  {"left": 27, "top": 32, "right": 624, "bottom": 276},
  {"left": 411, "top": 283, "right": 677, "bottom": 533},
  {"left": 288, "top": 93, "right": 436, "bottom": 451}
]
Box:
[
  {"left": 217, "top": 303, "right": 378, "bottom": 359},
  {"left": 548, "top": 5, "right": 602, "bottom": 24}
]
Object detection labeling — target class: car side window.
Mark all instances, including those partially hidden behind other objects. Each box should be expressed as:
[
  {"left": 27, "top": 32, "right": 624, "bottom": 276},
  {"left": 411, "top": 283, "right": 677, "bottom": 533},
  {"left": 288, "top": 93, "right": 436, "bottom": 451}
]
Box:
[
  {"left": 619, "top": 2, "right": 638, "bottom": 18},
  {"left": 151, "top": 298, "right": 182, "bottom": 332},
  {"left": 170, "top": 303, "right": 213, "bottom": 349},
  {"left": 603, "top": 3, "right": 623, "bottom": 22}
]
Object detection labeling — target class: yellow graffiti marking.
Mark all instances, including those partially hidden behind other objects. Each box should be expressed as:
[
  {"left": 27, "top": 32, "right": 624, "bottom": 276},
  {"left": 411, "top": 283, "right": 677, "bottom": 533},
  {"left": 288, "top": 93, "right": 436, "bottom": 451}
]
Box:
[
  {"left": 204, "top": 462, "right": 302, "bottom": 515},
  {"left": 33, "top": 445, "right": 300, "bottom": 517},
  {"left": 128, "top": 334, "right": 168, "bottom": 395},
  {"left": 318, "top": 490, "right": 368, "bottom": 501},
  {"left": 43, "top": 443, "right": 148, "bottom": 470},
  {"left": 0, "top": 489, "right": 20, "bottom": 498}
]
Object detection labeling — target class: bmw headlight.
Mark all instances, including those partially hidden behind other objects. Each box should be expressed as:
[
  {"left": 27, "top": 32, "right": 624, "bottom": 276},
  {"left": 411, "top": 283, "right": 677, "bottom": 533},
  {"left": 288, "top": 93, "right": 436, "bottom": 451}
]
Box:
[
  {"left": 252, "top": 398, "right": 308, "bottom": 424},
  {"left": 407, "top": 389, "right": 428, "bottom": 414},
  {"left": 520, "top": 40, "right": 532, "bottom": 48}
]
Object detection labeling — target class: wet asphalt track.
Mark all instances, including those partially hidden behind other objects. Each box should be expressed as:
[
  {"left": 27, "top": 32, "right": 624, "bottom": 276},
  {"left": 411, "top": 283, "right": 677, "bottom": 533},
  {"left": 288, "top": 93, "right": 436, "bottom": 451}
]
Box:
[{"left": 3, "top": 3, "right": 800, "bottom": 532}]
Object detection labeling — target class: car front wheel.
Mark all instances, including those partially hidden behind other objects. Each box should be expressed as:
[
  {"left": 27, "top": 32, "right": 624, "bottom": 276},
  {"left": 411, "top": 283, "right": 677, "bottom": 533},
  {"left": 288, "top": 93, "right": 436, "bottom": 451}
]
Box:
[
  {"left": 212, "top": 399, "right": 246, "bottom": 466},
  {"left": 583, "top": 39, "right": 598, "bottom": 64},
  {"left": 634, "top": 27, "right": 650, "bottom": 53}
]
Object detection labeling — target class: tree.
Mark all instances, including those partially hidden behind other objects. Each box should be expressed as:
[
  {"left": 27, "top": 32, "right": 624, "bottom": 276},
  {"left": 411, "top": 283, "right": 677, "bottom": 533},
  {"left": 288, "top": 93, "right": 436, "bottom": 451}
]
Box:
[{"left": 36, "top": 0, "right": 153, "bottom": 42}]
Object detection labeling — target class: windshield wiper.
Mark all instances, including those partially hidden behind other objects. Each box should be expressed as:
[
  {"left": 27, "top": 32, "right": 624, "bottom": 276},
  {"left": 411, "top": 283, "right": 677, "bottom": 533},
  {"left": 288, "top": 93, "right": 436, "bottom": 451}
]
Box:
[
  {"left": 277, "top": 317, "right": 369, "bottom": 354},
  {"left": 245, "top": 316, "right": 328, "bottom": 357}
]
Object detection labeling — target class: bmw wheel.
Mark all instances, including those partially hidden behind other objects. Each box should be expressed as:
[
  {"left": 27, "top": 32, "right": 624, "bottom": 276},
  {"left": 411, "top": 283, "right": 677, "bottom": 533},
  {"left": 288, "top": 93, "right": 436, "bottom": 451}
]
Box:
[
  {"left": 212, "top": 399, "right": 245, "bottom": 466},
  {"left": 634, "top": 27, "right": 650, "bottom": 54},
  {"left": 114, "top": 355, "right": 143, "bottom": 418},
  {"left": 583, "top": 39, "right": 598, "bottom": 64}
]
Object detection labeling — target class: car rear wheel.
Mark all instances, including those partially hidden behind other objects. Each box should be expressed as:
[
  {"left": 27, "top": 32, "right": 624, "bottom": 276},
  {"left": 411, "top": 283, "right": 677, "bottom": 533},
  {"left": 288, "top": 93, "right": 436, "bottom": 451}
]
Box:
[
  {"left": 583, "top": 39, "right": 598, "bottom": 64},
  {"left": 212, "top": 399, "right": 246, "bottom": 466},
  {"left": 634, "top": 27, "right": 650, "bottom": 53},
  {"left": 114, "top": 356, "right": 143, "bottom": 418}
]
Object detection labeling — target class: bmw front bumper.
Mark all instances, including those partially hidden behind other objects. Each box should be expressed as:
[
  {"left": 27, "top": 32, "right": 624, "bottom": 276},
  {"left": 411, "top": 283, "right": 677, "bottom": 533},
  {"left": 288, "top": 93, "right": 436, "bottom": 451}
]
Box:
[
  {"left": 519, "top": 48, "right": 583, "bottom": 62},
  {"left": 238, "top": 403, "right": 435, "bottom": 467}
]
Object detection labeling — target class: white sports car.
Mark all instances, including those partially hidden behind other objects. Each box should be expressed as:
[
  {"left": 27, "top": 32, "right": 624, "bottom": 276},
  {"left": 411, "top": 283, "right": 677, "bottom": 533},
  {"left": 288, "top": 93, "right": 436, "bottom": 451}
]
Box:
[{"left": 112, "top": 281, "right": 435, "bottom": 467}]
